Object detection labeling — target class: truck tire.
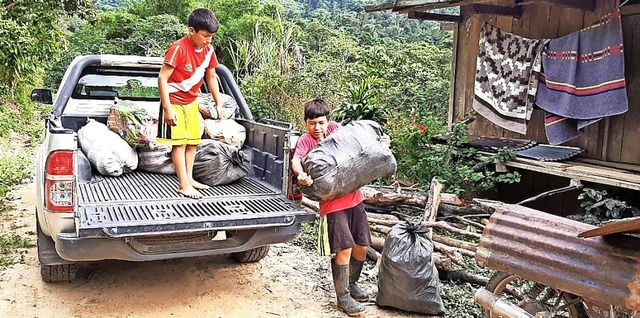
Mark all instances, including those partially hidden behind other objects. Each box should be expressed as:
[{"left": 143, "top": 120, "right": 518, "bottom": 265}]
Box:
[
  {"left": 231, "top": 246, "right": 270, "bottom": 263},
  {"left": 40, "top": 263, "right": 77, "bottom": 283}
]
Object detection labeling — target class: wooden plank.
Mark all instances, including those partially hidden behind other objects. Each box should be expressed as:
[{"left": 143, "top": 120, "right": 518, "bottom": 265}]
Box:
[
  {"left": 407, "top": 11, "right": 463, "bottom": 22},
  {"left": 489, "top": 156, "right": 640, "bottom": 190},
  {"left": 460, "top": 12, "right": 481, "bottom": 125},
  {"left": 517, "top": 0, "right": 596, "bottom": 11},
  {"left": 396, "top": 0, "right": 499, "bottom": 12},
  {"left": 621, "top": 4, "right": 640, "bottom": 16},
  {"left": 620, "top": 15, "right": 640, "bottom": 164},
  {"left": 606, "top": 2, "right": 628, "bottom": 163},
  {"left": 578, "top": 217, "right": 640, "bottom": 238},
  {"left": 447, "top": 24, "right": 459, "bottom": 127},
  {"left": 364, "top": 2, "right": 396, "bottom": 12},
  {"left": 440, "top": 22, "right": 458, "bottom": 30},
  {"left": 473, "top": 4, "right": 523, "bottom": 17}
]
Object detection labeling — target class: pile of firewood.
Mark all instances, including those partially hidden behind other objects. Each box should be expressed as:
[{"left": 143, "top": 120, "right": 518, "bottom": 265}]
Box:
[{"left": 300, "top": 178, "right": 492, "bottom": 286}]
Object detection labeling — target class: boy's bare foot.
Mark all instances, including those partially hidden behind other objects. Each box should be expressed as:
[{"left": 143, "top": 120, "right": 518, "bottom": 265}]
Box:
[
  {"left": 178, "top": 187, "right": 203, "bottom": 199},
  {"left": 190, "top": 179, "right": 211, "bottom": 190}
]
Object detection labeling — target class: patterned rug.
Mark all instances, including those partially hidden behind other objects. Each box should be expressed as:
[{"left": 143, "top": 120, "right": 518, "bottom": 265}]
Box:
[
  {"left": 473, "top": 22, "right": 548, "bottom": 134},
  {"left": 537, "top": 10, "right": 628, "bottom": 145}
]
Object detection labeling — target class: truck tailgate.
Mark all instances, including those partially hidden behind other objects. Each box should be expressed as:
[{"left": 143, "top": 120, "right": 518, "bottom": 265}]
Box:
[{"left": 76, "top": 171, "right": 314, "bottom": 238}]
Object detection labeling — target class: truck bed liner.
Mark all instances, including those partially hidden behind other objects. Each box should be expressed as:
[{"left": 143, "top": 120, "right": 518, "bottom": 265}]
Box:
[{"left": 75, "top": 171, "right": 311, "bottom": 238}]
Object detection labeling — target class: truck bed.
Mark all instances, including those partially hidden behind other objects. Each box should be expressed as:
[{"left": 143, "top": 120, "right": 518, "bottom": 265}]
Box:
[{"left": 76, "top": 171, "right": 310, "bottom": 238}]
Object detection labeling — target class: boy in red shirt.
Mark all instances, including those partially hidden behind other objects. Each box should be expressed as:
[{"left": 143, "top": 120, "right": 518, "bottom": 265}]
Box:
[
  {"left": 157, "top": 8, "right": 223, "bottom": 199},
  {"left": 291, "top": 99, "right": 371, "bottom": 317}
]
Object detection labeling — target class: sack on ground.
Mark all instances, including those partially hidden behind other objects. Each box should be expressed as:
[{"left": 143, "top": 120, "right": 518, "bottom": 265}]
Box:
[
  {"left": 193, "top": 140, "right": 251, "bottom": 186},
  {"left": 198, "top": 93, "right": 239, "bottom": 120},
  {"left": 107, "top": 99, "right": 156, "bottom": 149},
  {"left": 203, "top": 119, "right": 246, "bottom": 148},
  {"left": 78, "top": 120, "right": 138, "bottom": 176},
  {"left": 137, "top": 144, "right": 175, "bottom": 174},
  {"left": 300, "top": 120, "right": 396, "bottom": 201},
  {"left": 376, "top": 222, "right": 445, "bottom": 316}
]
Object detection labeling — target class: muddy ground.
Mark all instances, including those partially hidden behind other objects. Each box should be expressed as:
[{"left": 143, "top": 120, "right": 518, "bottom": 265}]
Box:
[{"left": 0, "top": 183, "right": 446, "bottom": 318}]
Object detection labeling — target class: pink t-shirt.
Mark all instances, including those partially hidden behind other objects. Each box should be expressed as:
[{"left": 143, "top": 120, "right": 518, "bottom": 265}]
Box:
[{"left": 293, "top": 121, "right": 364, "bottom": 216}]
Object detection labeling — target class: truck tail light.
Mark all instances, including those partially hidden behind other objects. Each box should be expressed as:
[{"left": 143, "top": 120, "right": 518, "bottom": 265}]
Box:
[{"left": 45, "top": 150, "right": 74, "bottom": 212}]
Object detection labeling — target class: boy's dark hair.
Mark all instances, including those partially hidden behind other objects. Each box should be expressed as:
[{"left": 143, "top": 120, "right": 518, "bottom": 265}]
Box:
[
  {"left": 188, "top": 8, "right": 219, "bottom": 33},
  {"left": 304, "top": 99, "right": 331, "bottom": 121}
]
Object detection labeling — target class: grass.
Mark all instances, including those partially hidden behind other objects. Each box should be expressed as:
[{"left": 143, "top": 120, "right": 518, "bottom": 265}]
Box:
[{"left": 0, "top": 233, "right": 34, "bottom": 270}]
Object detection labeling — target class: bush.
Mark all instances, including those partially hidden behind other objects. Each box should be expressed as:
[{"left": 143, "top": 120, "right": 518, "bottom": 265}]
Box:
[{"left": 387, "top": 112, "right": 520, "bottom": 196}]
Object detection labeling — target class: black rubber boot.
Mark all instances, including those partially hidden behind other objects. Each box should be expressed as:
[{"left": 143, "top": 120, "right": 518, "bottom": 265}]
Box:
[
  {"left": 331, "top": 260, "right": 365, "bottom": 317},
  {"left": 348, "top": 258, "right": 370, "bottom": 302}
]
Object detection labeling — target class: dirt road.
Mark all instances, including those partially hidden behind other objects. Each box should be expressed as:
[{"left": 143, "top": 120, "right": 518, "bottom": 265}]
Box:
[{"left": 0, "top": 183, "right": 425, "bottom": 318}]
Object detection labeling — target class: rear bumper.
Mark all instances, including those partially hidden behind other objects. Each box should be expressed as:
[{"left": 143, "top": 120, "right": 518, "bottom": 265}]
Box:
[{"left": 53, "top": 222, "right": 306, "bottom": 262}]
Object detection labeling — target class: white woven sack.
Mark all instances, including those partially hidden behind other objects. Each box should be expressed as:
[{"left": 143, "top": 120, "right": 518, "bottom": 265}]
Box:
[
  {"left": 78, "top": 120, "right": 138, "bottom": 176},
  {"left": 203, "top": 119, "right": 246, "bottom": 148}
]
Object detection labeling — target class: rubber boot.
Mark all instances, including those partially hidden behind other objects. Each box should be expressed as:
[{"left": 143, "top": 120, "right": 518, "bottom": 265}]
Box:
[
  {"left": 331, "top": 260, "right": 365, "bottom": 317},
  {"left": 348, "top": 258, "right": 370, "bottom": 302}
]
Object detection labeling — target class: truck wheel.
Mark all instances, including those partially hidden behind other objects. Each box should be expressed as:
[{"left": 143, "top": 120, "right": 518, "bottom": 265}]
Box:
[
  {"left": 231, "top": 246, "right": 270, "bottom": 263},
  {"left": 40, "top": 263, "right": 77, "bottom": 283},
  {"left": 483, "top": 271, "right": 587, "bottom": 318}
]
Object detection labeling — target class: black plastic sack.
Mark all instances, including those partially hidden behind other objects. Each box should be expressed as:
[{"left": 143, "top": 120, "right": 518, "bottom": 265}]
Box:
[
  {"left": 193, "top": 140, "right": 251, "bottom": 186},
  {"left": 300, "top": 120, "right": 396, "bottom": 201},
  {"left": 376, "top": 221, "right": 446, "bottom": 316}
]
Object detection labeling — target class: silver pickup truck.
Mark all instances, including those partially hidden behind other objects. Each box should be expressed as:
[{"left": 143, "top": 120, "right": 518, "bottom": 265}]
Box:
[{"left": 30, "top": 54, "right": 314, "bottom": 282}]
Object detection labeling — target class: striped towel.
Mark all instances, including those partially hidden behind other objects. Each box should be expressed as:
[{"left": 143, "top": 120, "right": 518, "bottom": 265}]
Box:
[{"left": 537, "top": 10, "right": 628, "bottom": 145}]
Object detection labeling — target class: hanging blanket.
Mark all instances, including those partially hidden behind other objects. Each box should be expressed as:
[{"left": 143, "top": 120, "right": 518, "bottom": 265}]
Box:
[
  {"left": 537, "top": 10, "right": 628, "bottom": 145},
  {"left": 473, "top": 22, "right": 548, "bottom": 134}
]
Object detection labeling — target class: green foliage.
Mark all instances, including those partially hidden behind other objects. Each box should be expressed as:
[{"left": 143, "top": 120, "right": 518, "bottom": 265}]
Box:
[
  {"left": 333, "top": 77, "right": 386, "bottom": 125},
  {"left": 0, "top": 0, "right": 91, "bottom": 88},
  {"left": 0, "top": 233, "right": 34, "bottom": 270},
  {"left": 388, "top": 114, "right": 520, "bottom": 196},
  {"left": 576, "top": 188, "right": 640, "bottom": 223},
  {"left": 0, "top": 153, "right": 32, "bottom": 200},
  {"left": 127, "top": 0, "right": 196, "bottom": 23}
]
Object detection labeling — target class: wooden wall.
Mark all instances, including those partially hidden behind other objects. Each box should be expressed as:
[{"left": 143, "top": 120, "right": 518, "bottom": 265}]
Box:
[{"left": 451, "top": 0, "right": 640, "bottom": 165}]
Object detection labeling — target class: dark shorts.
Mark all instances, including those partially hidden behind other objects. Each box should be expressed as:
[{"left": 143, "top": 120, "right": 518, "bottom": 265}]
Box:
[{"left": 327, "top": 203, "right": 372, "bottom": 253}]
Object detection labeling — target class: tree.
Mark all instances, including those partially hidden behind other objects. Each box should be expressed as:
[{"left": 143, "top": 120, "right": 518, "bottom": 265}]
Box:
[{"left": 0, "top": 0, "right": 92, "bottom": 89}]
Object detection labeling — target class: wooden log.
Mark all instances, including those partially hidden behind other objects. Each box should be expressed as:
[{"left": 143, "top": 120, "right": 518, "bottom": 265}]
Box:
[
  {"left": 439, "top": 270, "right": 489, "bottom": 286},
  {"left": 301, "top": 196, "right": 319, "bottom": 212},
  {"left": 366, "top": 212, "right": 399, "bottom": 221},
  {"left": 370, "top": 235, "right": 385, "bottom": 251},
  {"left": 361, "top": 185, "right": 463, "bottom": 207},
  {"left": 424, "top": 178, "right": 443, "bottom": 241},
  {"left": 433, "top": 233, "right": 477, "bottom": 252},
  {"left": 370, "top": 224, "right": 391, "bottom": 235},
  {"left": 432, "top": 241, "right": 465, "bottom": 266},
  {"left": 368, "top": 218, "right": 482, "bottom": 240},
  {"left": 428, "top": 221, "right": 482, "bottom": 240}
]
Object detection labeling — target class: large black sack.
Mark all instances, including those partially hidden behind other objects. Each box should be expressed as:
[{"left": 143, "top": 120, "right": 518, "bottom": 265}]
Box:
[
  {"left": 193, "top": 140, "right": 251, "bottom": 186},
  {"left": 376, "top": 222, "right": 446, "bottom": 316},
  {"left": 300, "top": 120, "right": 396, "bottom": 201}
]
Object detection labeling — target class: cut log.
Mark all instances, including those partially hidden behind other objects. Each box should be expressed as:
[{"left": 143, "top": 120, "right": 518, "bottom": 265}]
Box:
[
  {"left": 424, "top": 178, "right": 443, "bottom": 240},
  {"left": 439, "top": 270, "right": 489, "bottom": 286},
  {"left": 433, "top": 234, "right": 477, "bottom": 252},
  {"left": 370, "top": 224, "right": 391, "bottom": 235},
  {"left": 428, "top": 221, "right": 482, "bottom": 240},
  {"left": 361, "top": 185, "right": 463, "bottom": 207},
  {"left": 432, "top": 241, "right": 467, "bottom": 265},
  {"left": 370, "top": 235, "right": 385, "bottom": 251},
  {"left": 301, "top": 197, "right": 319, "bottom": 212},
  {"left": 366, "top": 212, "right": 399, "bottom": 221}
]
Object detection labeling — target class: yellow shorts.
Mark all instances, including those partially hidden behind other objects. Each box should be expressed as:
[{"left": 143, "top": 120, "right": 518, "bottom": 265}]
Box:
[{"left": 156, "top": 101, "right": 202, "bottom": 146}]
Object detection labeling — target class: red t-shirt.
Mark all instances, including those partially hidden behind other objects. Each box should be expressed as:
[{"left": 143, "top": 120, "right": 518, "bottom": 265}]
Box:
[
  {"left": 163, "top": 36, "right": 219, "bottom": 105},
  {"left": 293, "top": 121, "right": 364, "bottom": 216}
]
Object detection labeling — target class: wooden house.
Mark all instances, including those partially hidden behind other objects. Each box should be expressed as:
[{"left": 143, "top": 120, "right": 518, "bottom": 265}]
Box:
[{"left": 368, "top": 0, "right": 640, "bottom": 215}]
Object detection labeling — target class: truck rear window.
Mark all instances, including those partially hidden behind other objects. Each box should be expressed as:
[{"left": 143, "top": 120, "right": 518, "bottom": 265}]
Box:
[{"left": 73, "top": 74, "right": 159, "bottom": 100}]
